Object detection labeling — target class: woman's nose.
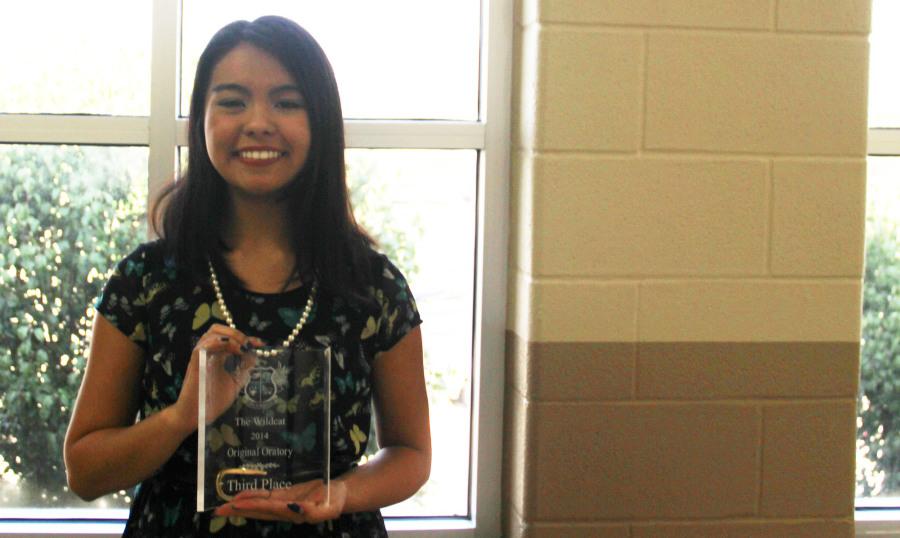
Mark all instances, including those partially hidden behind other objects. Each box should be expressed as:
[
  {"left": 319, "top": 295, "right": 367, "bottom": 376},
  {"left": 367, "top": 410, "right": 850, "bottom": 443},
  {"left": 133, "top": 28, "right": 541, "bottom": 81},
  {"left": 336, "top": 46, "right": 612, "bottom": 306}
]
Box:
[{"left": 244, "top": 103, "right": 275, "bottom": 136}]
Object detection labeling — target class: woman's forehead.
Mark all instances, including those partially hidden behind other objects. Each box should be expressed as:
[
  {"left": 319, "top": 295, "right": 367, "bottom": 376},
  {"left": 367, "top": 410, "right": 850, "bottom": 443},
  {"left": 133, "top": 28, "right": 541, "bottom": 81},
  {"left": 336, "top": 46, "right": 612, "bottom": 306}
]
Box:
[{"left": 209, "top": 43, "right": 298, "bottom": 91}]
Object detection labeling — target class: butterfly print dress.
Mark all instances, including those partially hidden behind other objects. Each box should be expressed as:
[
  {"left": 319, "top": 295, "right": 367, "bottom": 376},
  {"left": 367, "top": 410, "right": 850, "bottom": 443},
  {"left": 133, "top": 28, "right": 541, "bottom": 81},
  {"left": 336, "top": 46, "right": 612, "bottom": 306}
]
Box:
[{"left": 95, "top": 240, "right": 422, "bottom": 537}]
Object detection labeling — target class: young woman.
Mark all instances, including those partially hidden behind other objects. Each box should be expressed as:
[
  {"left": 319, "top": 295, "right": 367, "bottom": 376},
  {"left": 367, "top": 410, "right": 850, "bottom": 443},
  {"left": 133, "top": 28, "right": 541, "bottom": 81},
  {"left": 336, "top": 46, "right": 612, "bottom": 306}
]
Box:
[{"left": 64, "top": 16, "right": 430, "bottom": 537}]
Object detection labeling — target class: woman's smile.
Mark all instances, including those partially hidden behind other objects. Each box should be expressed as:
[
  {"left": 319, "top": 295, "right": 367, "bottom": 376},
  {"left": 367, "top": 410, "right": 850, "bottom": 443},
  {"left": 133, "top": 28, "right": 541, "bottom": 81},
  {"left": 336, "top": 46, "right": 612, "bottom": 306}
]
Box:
[{"left": 233, "top": 147, "right": 288, "bottom": 166}]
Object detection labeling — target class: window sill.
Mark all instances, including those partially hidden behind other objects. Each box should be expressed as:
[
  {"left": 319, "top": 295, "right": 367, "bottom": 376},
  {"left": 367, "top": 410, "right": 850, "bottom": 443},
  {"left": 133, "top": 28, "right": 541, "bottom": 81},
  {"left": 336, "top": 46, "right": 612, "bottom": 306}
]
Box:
[
  {"left": 857, "top": 509, "right": 900, "bottom": 537},
  {"left": 7, "top": 516, "right": 897, "bottom": 538},
  {"left": 0, "top": 517, "right": 477, "bottom": 538}
]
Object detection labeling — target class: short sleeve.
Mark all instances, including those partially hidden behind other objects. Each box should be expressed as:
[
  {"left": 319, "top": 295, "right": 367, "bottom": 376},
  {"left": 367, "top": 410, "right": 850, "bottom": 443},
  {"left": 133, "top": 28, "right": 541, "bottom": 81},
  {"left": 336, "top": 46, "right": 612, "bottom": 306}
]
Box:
[
  {"left": 367, "top": 254, "right": 422, "bottom": 355},
  {"left": 94, "top": 244, "right": 151, "bottom": 350}
]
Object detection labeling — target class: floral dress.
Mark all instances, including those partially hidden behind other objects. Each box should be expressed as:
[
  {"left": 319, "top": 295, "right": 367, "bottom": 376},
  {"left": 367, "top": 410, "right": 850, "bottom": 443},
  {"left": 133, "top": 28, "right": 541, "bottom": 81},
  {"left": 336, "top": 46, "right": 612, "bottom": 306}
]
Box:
[{"left": 95, "top": 240, "right": 422, "bottom": 537}]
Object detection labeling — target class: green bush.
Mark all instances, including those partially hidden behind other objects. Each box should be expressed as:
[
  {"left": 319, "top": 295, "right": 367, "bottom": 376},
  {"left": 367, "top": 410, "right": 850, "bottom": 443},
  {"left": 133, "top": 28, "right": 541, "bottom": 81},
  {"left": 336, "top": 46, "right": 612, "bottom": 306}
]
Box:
[
  {"left": 858, "top": 217, "right": 900, "bottom": 497},
  {"left": 346, "top": 154, "right": 420, "bottom": 280},
  {"left": 0, "top": 145, "right": 146, "bottom": 506}
]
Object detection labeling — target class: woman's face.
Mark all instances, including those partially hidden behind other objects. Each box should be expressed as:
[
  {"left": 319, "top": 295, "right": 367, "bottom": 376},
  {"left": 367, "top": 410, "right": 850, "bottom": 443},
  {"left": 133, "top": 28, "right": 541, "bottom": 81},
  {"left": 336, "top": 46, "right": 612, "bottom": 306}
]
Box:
[{"left": 204, "top": 43, "right": 311, "bottom": 201}]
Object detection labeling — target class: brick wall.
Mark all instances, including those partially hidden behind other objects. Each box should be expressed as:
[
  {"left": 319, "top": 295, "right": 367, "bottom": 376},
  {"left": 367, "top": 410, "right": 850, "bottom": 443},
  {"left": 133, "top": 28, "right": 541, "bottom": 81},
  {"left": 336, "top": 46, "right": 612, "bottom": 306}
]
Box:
[{"left": 505, "top": 1, "right": 871, "bottom": 536}]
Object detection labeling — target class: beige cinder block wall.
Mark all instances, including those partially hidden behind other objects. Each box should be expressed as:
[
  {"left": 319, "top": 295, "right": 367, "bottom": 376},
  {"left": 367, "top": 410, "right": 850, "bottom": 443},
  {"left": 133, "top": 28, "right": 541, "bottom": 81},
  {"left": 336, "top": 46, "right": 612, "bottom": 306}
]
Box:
[{"left": 504, "top": 1, "right": 871, "bottom": 536}]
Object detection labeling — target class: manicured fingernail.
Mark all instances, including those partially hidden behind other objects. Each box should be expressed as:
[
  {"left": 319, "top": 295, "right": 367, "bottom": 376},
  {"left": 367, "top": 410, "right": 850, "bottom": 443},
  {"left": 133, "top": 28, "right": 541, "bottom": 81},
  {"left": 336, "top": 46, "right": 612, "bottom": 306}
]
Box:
[
  {"left": 287, "top": 502, "right": 302, "bottom": 514},
  {"left": 219, "top": 336, "right": 230, "bottom": 342},
  {"left": 224, "top": 355, "right": 240, "bottom": 374}
]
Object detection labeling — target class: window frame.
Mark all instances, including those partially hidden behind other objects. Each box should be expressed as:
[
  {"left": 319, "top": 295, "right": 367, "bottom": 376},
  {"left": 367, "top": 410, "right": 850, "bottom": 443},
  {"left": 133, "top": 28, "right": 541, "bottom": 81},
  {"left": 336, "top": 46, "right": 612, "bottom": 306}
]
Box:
[
  {"left": 0, "top": 0, "right": 512, "bottom": 535},
  {"left": 856, "top": 126, "right": 900, "bottom": 538}
]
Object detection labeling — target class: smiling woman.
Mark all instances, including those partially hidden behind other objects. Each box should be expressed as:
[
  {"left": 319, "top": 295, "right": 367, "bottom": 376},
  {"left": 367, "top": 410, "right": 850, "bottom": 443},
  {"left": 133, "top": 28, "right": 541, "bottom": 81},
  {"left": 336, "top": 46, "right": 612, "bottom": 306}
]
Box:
[
  {"left": 0, "top": 1, "right": 505, "bottom": 536},
  {"left": 63, "top": 17, "right": 430, "bottom": 538}
]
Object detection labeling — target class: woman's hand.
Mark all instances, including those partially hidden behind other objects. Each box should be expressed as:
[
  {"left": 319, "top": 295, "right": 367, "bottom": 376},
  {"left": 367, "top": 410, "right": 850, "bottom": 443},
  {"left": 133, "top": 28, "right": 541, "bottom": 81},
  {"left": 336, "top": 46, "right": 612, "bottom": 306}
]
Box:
[
  {"left": 169, "top": 324, "right": 260, "bottom": 435},
  {"left": 213, "top": 479, "right": 347, "bottom": 524}
]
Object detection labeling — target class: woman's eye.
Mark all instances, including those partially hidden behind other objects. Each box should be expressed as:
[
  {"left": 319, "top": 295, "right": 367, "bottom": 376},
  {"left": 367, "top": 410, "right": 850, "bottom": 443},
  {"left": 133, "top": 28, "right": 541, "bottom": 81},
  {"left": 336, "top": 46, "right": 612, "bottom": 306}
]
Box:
[
  {"left": 276, "top": 100, "right": 305, "bottom": 110},
  {"left": 217, "top": 99, "right": 245, "bottom": 109}
]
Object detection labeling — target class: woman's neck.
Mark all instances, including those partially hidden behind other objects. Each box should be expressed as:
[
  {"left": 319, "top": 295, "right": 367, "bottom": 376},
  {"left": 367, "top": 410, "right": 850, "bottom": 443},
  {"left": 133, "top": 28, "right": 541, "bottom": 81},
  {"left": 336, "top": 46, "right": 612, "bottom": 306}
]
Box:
[
  {"left": 223, "top": 190, "right": 291, "bottom": 247},
  {"left": 220, "top": 193, "right": 300, "bottom": 293}
]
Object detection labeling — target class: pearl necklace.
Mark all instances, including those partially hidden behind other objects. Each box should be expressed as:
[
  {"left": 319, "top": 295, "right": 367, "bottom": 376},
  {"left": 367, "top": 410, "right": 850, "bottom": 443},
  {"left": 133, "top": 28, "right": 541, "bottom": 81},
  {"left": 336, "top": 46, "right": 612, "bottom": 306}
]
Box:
[{"left": 208, "top": 260, "right": 316, "bottom": 358}]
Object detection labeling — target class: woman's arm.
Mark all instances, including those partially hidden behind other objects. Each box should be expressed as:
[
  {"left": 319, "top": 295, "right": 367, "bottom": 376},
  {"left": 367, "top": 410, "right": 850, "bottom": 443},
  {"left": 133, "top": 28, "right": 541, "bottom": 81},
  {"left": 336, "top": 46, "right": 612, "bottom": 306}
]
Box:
[
  {"left": 338, "top": 325, "right": 431, "bottom": 512},
  {"left": 64, "top": 315, "right": 249, "bottom": 501},
  {"left": 218, "top": 326, "right": 431, "bottom": 521}
]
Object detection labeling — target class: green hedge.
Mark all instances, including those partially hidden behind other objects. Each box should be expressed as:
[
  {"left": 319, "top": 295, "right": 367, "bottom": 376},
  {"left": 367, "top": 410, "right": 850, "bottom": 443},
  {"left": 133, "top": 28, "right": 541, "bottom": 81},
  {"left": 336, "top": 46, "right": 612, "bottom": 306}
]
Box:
[
  {"left": 859, "top": 217, "right": 900, "bottom": 497},
  {"left": 0, "top": 146, "right": 145, "bottom": 506}
]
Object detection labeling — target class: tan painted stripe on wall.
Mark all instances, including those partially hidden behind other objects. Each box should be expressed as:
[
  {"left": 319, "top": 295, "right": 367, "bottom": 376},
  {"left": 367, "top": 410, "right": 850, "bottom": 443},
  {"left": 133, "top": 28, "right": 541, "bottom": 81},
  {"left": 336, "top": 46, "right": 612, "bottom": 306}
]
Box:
[
  {"left": 507, "top": 332, "right": 860, "bottom": 401},
  {"left": 506, "top": 332, "right": 636, "bottom": 401},
  {"left": 638, "top": 342, "right": 860, "bottom": 399}
]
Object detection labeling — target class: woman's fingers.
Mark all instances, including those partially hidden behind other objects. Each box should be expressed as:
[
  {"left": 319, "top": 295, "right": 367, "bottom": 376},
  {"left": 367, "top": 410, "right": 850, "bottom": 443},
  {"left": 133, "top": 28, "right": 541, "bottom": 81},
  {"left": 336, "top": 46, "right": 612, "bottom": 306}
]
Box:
[
  {"left": 231, "top": 483, "right": 311, "bottom": 502},
  {"left": 192, "top": 323, "right": 266, "bottom": 365},
  {"left": 197, "top": 326, "right": 244, "bottom": 354},
  {"left": 215, "top": 499, "right": 306, "bottom": 524},
  {"left": 197, "top": 326, "right": 266, "bottom": 358},
  {"left": 230, "top": 488, "right": 274, "bottom": 501},
  {"left": 213, "top": 480, "right": 342, "bottom": 524}
]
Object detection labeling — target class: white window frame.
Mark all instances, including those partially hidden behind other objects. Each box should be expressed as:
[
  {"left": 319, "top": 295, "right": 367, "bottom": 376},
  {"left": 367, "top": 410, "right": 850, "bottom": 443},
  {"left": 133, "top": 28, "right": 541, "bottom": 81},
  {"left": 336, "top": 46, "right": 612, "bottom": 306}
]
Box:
[
  {"left": 856, "top": 127, "right": 900, "bottom": 538},
  {"left": 0, "top": 0, "right": 512, "bottom": 536}
]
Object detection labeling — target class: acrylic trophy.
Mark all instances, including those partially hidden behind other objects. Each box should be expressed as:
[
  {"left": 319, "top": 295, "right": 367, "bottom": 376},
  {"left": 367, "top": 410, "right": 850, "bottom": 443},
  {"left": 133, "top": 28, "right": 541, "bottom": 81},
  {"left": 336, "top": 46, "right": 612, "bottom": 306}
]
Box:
[{"left": 197, "top": 346, "right": 331, "bottom": 512}]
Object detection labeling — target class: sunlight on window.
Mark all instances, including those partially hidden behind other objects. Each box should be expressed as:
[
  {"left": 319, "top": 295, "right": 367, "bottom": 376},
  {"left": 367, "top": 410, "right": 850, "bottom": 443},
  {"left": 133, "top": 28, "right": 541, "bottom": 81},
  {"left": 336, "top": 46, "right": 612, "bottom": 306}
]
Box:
[
  {"left": 181, "top": 0, "right": 480, "bottom": 120},
  {"left": 0, "top": 1, "right": 151, "bottom": 115},
  {"left": 868, "top": 0, "right": 900, "bottom": 128}
]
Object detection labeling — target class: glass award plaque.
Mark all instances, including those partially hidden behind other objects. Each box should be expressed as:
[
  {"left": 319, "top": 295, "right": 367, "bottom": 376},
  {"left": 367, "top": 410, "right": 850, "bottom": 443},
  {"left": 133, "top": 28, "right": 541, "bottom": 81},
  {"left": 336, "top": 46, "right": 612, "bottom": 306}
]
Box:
[{"left": 197, "top": 346, "right": 331, "bottom": 512}]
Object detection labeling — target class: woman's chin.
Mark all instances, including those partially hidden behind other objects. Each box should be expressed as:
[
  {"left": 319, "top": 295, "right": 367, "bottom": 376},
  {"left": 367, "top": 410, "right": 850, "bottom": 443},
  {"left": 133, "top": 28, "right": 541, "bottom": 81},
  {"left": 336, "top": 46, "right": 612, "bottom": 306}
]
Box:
[{"left": 228, "top": 185, "right": 292, "bottom": 203}]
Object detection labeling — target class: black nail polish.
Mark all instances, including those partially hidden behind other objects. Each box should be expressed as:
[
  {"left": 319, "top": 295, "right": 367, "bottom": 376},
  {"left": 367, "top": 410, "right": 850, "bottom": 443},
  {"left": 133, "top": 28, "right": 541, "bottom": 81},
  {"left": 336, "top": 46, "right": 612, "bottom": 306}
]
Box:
[
  {"left": 219, "top": 336, "right": 230, "bottom": 342},
  {"left": 287, "top": 502, "right": 302, "bottom": 514},
  {"left": 224, "top": 355, "right": 240, "bottom": 374}
]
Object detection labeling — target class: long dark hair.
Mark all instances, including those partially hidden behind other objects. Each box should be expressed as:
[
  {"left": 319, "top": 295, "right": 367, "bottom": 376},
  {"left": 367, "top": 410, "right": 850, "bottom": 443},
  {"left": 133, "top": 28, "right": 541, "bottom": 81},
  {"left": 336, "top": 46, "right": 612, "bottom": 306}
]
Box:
[{"left": 152, "top": 16, "right": 375, "bottom": 304}]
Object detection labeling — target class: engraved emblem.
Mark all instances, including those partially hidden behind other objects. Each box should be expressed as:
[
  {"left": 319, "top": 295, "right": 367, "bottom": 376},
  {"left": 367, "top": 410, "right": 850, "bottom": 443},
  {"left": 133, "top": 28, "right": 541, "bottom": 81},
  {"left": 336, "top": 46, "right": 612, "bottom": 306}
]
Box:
[{"left": 241, "top": 366, "right": 279, "bottom": 409}]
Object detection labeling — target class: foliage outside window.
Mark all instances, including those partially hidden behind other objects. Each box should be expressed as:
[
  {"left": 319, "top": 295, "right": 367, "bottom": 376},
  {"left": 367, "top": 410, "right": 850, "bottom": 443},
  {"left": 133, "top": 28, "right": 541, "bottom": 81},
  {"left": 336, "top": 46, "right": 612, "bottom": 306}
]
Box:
[
  {"left": 857, "top": 158, "right": 900, "bottom": 498},
  {"left": 0, "top": 146, "right": 146, "bottom": 508}
]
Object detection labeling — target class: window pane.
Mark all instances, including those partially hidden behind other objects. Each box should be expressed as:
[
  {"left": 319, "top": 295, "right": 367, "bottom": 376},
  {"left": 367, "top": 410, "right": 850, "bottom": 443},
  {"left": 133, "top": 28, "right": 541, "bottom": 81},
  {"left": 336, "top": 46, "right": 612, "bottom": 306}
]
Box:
[
  {"left": 868, "top": 0, "right": 900, "bottom": 128},
  {"left": 346, "top": 149, "right": 475, "bottom": 517},
  {"left": 857, "top": 156, "right": 900, "bottom": 501},
  {"left": 0, "top": 2, "right": 151, "bottom": 116},
  {"left": 0, "top": 145, "right": 147, "bottom": 509},
  {"left": 181, "top": 1, "right": 480, "bottom": 120}
]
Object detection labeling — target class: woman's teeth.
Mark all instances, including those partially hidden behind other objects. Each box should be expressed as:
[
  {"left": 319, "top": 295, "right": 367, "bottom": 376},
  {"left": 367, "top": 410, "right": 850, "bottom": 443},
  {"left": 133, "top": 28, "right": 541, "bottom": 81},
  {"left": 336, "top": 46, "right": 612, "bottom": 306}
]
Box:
[{"left": 239, "top": 150, "right": 281, "bottom": 160}]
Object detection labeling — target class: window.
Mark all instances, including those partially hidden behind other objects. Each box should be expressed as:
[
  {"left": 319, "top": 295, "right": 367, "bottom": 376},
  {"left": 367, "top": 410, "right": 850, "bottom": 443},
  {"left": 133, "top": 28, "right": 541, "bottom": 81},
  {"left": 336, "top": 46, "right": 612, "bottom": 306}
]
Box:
[
  {"left": 857, "top": 0, "right": 900, "bottom": 535},
  {"left": 0, "top": 1, "right": 510, "bottom": 536}
]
